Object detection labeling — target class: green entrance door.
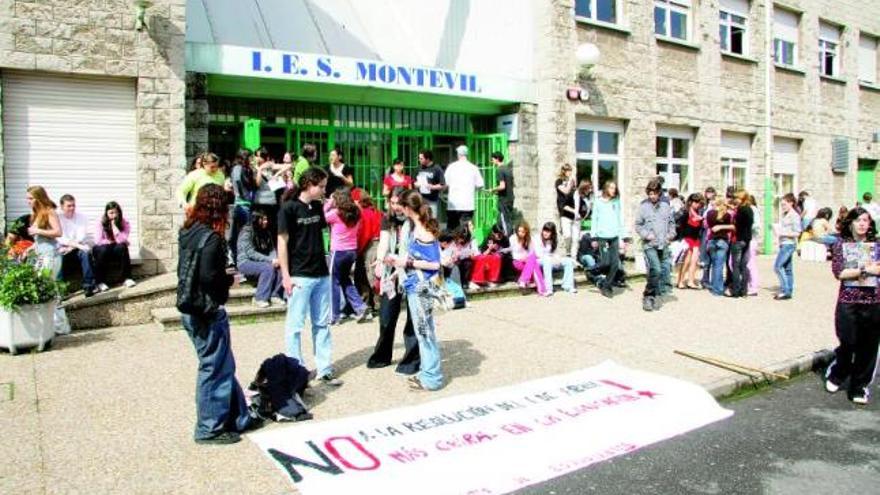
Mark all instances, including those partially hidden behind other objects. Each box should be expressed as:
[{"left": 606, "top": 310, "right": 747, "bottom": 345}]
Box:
[
  {"left": 468, "top": 133, "right": 508, "bottom": 245},
  {"left": 857, "top": 159, "right": 878, "bottom": 203}
]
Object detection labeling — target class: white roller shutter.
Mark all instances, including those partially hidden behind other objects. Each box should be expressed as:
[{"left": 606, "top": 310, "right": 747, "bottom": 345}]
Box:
[
  {"left": 819, "top": 22, "right": 840, "bottom": 43},
  {"left": 773, "top": 8, "right": 798, "bottom": 43},
  {"left": 721, "top": 132, "right": 751, "bottom": 159},
  {"left": 859, "top": 35, "right": 878, "bottom": 84},
  {"left": 3, "top": 71, "right": 140, "bottom": 258},
  {"left": 720, "top": 0, "right": 749, "bottom": 16},
  {"left": 657, "top": 124, "right": 694, "bottom": 140},
  {"left": 772, "top": 137, "right": 799, "bottom": 175}
]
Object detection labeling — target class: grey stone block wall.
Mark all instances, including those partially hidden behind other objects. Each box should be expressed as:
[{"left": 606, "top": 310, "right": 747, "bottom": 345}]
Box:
[
  {"left": 0, "top": 0, "right": 187, "bottom": 275},
  {"left": 535, "top": 0, "right": 880, "bottom": 241},
  {"left": 185, "top": 71, "right": 208, "bottom": 164},
  {"left": 0, "top": 79, "right": 4, "bottom": 235}
]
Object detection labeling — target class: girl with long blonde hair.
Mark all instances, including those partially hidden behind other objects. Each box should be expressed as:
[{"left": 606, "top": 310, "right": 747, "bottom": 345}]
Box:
[{"left": 26, "top": 185, "right": 63, "bottom": 276}]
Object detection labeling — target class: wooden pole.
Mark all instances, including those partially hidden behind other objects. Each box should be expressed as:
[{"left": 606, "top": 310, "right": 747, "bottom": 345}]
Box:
[{"left": 674, "top": 350, "right": 790, "bottom": 381}]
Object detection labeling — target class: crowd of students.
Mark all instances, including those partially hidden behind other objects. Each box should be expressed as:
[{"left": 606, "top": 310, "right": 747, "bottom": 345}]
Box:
[{"left": 3, "top": 186, "right": 137, "bottom": 297}]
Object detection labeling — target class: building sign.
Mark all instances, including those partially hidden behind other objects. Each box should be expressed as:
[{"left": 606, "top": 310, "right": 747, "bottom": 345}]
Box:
[
  {"left": 186, "top": 43, "right": 534, "bottom": 103},
  {"left": 249, "top": 361, "right": 732, "bottom": 494}
]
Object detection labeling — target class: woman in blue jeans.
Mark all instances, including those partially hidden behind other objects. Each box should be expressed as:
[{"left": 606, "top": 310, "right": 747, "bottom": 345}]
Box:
[
  {"left": 236, "top": 210, "right": 284, "bottom": 307},
  {"left": 178, "top": 184, "right": 259, "bottom": 445},
  {"left": 393, "top": 190, "right": 444, "bottom": 391},
  {"left": 706, "top": 198, "right": 734, "bottom": 295},
  {"left": 774, "top": 193, "right": 802, "bottom": 300}
]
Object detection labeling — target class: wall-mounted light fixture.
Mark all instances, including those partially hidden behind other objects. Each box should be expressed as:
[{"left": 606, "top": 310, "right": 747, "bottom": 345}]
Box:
[
  {"left": 134, "top": 0, "right": 153, "bottom": 31},
  {"left": 575, "top": 43, "right": 601, "bottom": 79}
]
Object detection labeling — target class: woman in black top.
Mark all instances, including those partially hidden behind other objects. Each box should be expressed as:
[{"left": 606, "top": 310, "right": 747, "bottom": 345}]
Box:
[
  {"left": 729, "top": 191, "right": 754, "bottom": 297},
  {"left": 178, "top": 184, "right": 258, "bottom": 445}
]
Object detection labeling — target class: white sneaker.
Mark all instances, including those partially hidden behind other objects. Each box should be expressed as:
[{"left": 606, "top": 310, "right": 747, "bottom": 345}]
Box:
[
  {"left": 468, "top": 282, "right": 480, "bottom": 291},
  {"left": 123, "top": 278, "right": 137, "bottom": 288},
  {"left": 824, "top": 380, "right": 840, "bottom": 394},
  {"left": 97, "top": 283, "right": 110, "bottom": 292},
  {"left": 270, "top": 297, "right": 286, "bottom": 306},
  {"left": 487, "top": 282, "right": 498, "bottom": 288},
  {"left": 252, "top": 299, "right": 270, "bottom": 309}
]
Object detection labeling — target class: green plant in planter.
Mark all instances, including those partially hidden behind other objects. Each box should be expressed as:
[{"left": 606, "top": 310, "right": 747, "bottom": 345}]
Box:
[{"left": 0, "top": 247, "right": 67, "bottom": 312}]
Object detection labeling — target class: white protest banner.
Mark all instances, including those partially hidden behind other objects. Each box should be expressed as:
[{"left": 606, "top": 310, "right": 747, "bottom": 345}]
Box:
[{"left": 249, "top": 361, "right": 733, "bottom": 495}]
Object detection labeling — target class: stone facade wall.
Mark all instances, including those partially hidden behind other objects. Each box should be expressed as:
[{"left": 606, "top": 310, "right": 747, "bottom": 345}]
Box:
[
  {"left": 185, "top": 71, "right": 208, "bottom": 164},
  {"left": 508, "top": 103, "right": 539, "bottom": 223},
  {"left": 535, "top": 0, "right": 880, "bottom": 246},
  {"left": 0, "top": 0, "right": 186, "bottom": 274}
]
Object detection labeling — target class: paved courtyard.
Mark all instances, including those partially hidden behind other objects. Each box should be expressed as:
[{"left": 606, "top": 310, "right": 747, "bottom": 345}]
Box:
[{"left": 1, "top": 257, "right": 842, "bottom": 494}]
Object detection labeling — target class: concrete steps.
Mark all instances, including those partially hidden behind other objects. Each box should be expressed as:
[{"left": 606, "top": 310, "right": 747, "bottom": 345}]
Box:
[{"left": 67, "top": 263, "right": 646, "bottom": 331}]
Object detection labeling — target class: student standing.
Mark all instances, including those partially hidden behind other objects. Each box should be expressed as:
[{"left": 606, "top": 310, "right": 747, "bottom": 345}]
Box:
[
  {"left": 635, "top": 179, "right": 676, "bottom": 311},
  {"left": 382, "top": 158, "right": 413, "bottom": 197},
  {"left": 366, "top": 187, "right": 421, "bottom": 373},
  {"left": 824, "top": 207, "right": 880, "bottom": 405},
  {"left": 324, "top": 188, "right": 370, "bottom": 324},
  {"left": 292, "top": 143, "right": 319, "bottom": 185},
  {"left": 706, "top": 198, "right": 735, "bottom": 296},
  {"left": 676, "top": 193, "right": 704, "bottom": 290},
  {"left": 554, "top": 164, "right": 577, "bottom": 255},
  {"left": 729, "top": 191, "right": 754, "bottom": 297},
  {"left": 177, "top": 152, "right": 227, "bottom": 207},
  {"left": 444, "top": 145, "right": 484, "bottom": 232},
  {"left": 325, "top": 147, "right": 354, "bottom": 196},
  {"left": 773, "top": 193, "right": 802, "bottom": 300},
  {"left": 415, "top": 149, "right": 446, "bottom": 219},
  {"left": 177, "top": 184, "right": 259, "bottom": 445},
  {"left": 487, "top": 152, "right": 515, "bottom": 237},
  {"left": 26, "top": 186, "right": 63, "bottom": 277},
  {"left": 393, "top": 190, "right": 444, "bottom": 391},
  {"left": 230, "top": 149, "right": 256, "bottom": 263},
  {"left": 277, "top": 167, "right": 343, "bottom": 387},
  {"left": 590, "top": 181, "right": 626, "bottom": 298}
]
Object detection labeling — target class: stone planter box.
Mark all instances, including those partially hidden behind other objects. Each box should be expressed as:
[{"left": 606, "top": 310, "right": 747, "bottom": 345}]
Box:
[{"left": 0, "top": 302, "right": 55, "bottom": 355}]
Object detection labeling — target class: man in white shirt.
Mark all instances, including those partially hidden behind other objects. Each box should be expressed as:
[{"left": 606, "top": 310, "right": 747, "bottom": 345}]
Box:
[
  {"left": 58, "top": 194, "right": 97, "bottom": 297},
  {"left": 444, "top": 145, "right": 484, "bottom": 231},
  {"left": 862, "top": 192, "right": 880, "bottom": 223}
]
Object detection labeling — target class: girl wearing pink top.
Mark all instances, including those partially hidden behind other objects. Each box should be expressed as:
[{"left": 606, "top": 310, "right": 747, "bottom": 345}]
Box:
[
  {"left": 93, "top": 201, "right": 135, "bottom": 290},
  {"left": 325, "top": 189, "right": 369, "bottom": 324},
  {"left": 508, "top": 221, "right": 548, "bottom": 296}
]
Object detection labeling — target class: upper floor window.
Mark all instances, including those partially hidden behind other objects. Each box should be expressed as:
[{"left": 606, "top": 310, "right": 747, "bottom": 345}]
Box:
[
  {"left": 719, "top": 0, "right": 749, "bottom": 55},
  {"left": 819, "top": 21, "right": 842, "bottom": 77},
  {"left": 655, "top": 0, "right": 691, "bottom": 41},
  {"left": 772, "top": 7, "right": 799, "bottom": 67},
  {"left": 575, "top": 0, "right": 619, "bottom": 24},
  {"left": 858, "top": 33, "right": 878, "bottom": 84}
]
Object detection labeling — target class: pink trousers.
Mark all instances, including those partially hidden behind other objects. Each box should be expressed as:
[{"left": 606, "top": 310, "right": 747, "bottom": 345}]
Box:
[{"left": 513, "top": 253, "right": 548, "bottom": 295}]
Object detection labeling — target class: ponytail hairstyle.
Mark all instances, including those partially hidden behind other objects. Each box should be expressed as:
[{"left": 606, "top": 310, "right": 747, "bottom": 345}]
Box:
[
  {"left": 541, "top": 221, "right": 558, "bottom": 252},
  {"left": 101, "top": 201, "right": 124, "bottom": 243},
  {"left": 332, "top": 188, "right": 361, "bottom": 228},
  {"left": 400, "top": 189, "right": 440, "bottom": 238}
]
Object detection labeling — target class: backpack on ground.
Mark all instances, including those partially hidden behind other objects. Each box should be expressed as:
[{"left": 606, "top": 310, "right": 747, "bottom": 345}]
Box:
[{"left": 248, "top": 354, "right": 313, "bottom": 423}]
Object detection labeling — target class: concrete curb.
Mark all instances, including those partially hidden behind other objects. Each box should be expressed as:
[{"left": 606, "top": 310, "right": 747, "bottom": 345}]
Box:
[{"left": 704, "top": 348, "right": 834, "bottom": 399}]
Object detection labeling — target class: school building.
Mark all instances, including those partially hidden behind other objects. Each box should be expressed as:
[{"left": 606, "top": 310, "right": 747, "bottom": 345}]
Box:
[{"left": 1, "top": 0, "right": 879, "bottom": 275}]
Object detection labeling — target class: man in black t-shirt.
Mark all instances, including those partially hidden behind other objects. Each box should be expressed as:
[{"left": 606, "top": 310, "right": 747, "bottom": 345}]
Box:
[
  {"left": 277, "top": 166, "right": 343, "bottom": 387},
  {"left": 415, "top": 149, "right": 446, "bottom": 219},
  {"left": 487, "top": 151, "right": 515, "bottom": 236}
]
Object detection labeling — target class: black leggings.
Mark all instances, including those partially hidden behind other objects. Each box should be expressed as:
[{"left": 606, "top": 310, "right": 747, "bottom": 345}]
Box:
[
  {"left": 827, "top": 302, "right": 880, "bottom": 394},
  {"left": 93, "top": 243, "right": 132, "bottom": 284}
]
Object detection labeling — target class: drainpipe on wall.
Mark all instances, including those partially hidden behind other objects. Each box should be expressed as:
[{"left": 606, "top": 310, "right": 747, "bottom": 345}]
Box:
[{"left": 762, "top": 0, "right": 774, "bottom": 255}]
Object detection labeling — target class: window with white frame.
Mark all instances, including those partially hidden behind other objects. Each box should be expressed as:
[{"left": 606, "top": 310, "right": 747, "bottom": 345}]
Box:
[
  {"left": 575, "top": 0, "right": 619, "bottom": 24},
  {"left": 719, "top": 0, "right": 749, "bottom": 55},
  {"left": 859, "top": 34, "right": 878, "bottom": 84},
  {"left": 655, "top": 0, "right": 691, "bottom": 41},
  {"left": 655, "top": 126, "right": 694, "bottom": 193},
  {"left": 772, "top": 137, "right": 799, "bottom": 222},
  {"left": 720, "top": 132, "right": 751, "bottom": 192},
  {"left": 819, "top": 22, "right": 842, "bottom": 77},
  {"left": 575, "top": 120, "right": 623, "bottom": 195},
  {"left": 772, "top": 7, "right": 799, "bottom": 67}
]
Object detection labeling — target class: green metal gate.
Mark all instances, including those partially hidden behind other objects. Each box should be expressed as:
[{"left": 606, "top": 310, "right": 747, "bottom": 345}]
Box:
[{"left": 468, "top": 133, "right": 508, "bottom": 245}]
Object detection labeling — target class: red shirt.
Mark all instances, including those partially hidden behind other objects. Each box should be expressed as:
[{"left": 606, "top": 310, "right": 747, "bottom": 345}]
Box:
[
  {"left": 383, "top": 174, "right": 413, "bottom": 191},
  {"left": 357, "top": 206, "right": 383, "bottom": 254}
]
